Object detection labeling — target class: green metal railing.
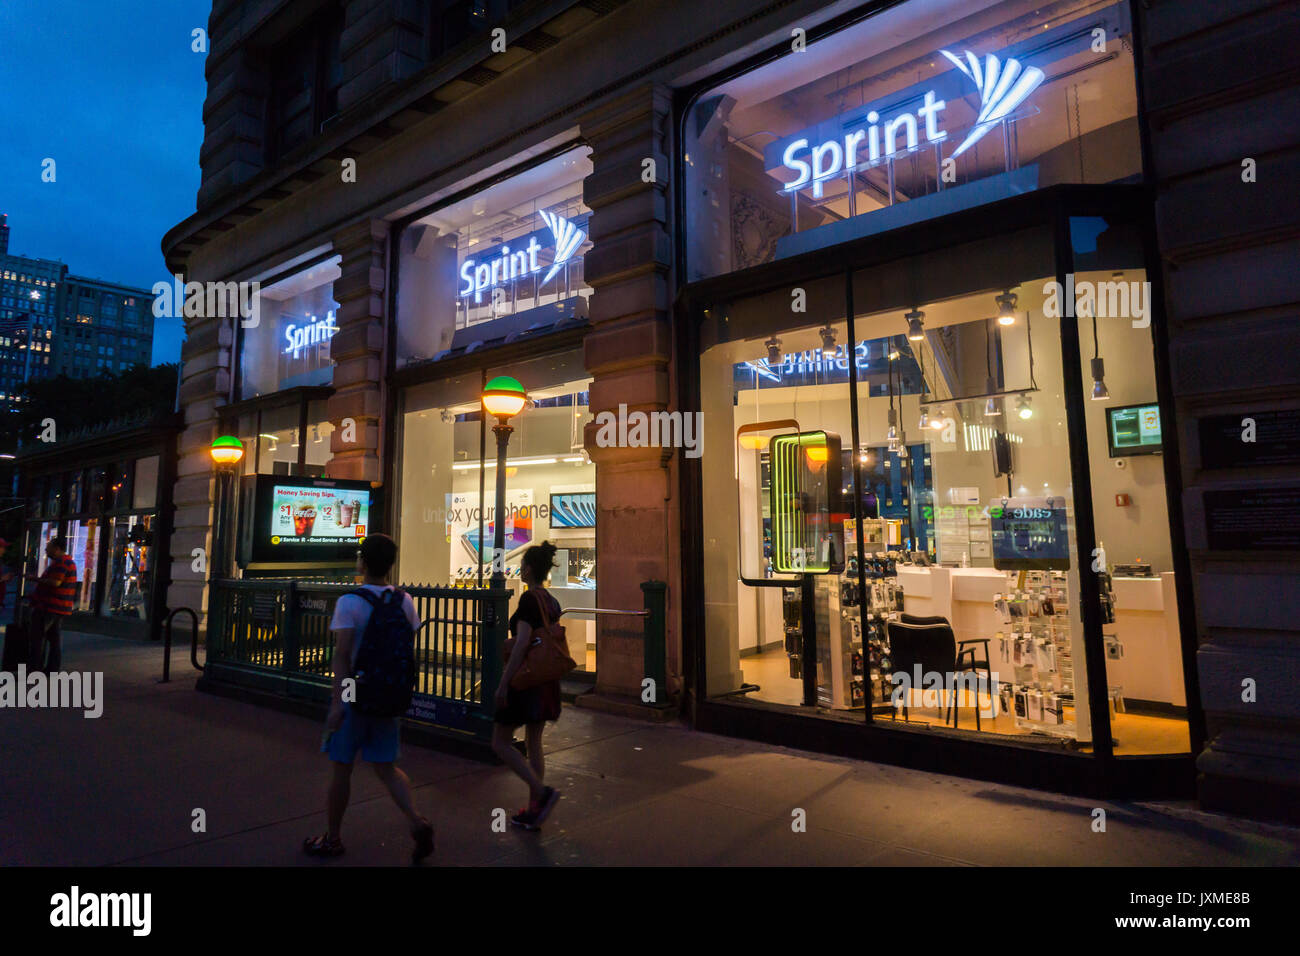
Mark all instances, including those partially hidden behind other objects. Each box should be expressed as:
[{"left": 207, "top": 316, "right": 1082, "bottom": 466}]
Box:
[{"left": 206, "top": 579, "right": 509, "bottom": 737}]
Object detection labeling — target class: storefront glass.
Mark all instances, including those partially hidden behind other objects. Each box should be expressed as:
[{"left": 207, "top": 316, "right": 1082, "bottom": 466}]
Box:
[
  {"left": 684, "top": 0, "right": 1140, "bottom": 281},
  {"left": 239, "top": 257, "right": 341, "bottom": 399},
  {"left": 67, "top": 518, "right": 99, "bottom": 611},
  {"left": 1069, "top": 216, "right": 1189, "bottom": 754},
  {"left": 133, "top": 456, "right": 159, "bottom": 509},
  {"left": 105, "top": 514, "right": 156, "bottom": 621},
  {"left": 397, "top": 347, "right": 596, "bottom": 670},
  {"left": 698, "top": 202, "right": 1191, "bottom": 758},
  {"left": 699, "top": 275, "right": 853, "bottom": 702},
  {"left": 395, "top": 148, "right": 593, "bottom": 368}
]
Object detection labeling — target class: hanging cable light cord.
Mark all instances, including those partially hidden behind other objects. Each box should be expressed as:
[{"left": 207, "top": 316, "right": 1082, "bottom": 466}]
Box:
[
  {"left": 1092, "top": 307, "right": 1100, "bottom": 360},
  {"left": 986, "top": 318, "right": 993, "bottom": 379},
  {"left": 1027, "top": 305, "right": 1039, "bottom": 391}
]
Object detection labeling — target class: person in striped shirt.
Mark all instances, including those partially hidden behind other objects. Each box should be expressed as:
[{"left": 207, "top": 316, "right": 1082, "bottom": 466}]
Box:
[{"left": 24, "top": 537, "right": 78, "bottom": 673}]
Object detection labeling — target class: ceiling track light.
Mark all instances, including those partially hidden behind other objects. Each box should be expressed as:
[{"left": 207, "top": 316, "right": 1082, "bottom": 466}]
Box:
[
  {"left": 818, "top": 326, "right": 837, "bottom": 359},
  {"left": 765, "top": 335, "right": 782, "bottom": 366},
  {"left": 996, "top": 290, "right": 1019, "bottom": 326},
  {"left": 905, "top": 308, "right": 925, "bottom": 342}
]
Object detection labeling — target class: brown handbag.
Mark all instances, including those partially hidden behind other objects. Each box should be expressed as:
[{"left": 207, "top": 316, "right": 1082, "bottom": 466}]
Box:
[{"left": 505, "top": 591, "right": 578, "bottom": 691}]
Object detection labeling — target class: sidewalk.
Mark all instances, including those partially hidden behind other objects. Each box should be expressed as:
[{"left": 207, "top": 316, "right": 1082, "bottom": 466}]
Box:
[{"left": 3, "top": 632, "right": 1298, "bottom": 866}]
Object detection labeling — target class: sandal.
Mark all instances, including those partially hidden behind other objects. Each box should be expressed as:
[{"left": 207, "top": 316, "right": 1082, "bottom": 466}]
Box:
[
  {"left": 302, "top": 833, "right": 345, "bottom": 857},
  {"left": 411, "top": 819, "right": 435, "bottom": 863}
]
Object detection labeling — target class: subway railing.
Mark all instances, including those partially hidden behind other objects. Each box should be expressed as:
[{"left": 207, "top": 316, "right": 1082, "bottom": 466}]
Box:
[{"left": 206, "top": 579, "right": 510, "bottom": 738}]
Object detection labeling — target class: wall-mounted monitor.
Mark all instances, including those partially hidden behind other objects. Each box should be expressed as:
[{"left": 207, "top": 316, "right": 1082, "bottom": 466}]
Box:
[
  {"left": 1106, "top": 402, "right": 1162, "bottom": 457},
  {"left": 549, "top": 492, "right": 596, "bottom": 528},
  {"left": 240, "top": 475, "right": 376, "bottom": 565}
]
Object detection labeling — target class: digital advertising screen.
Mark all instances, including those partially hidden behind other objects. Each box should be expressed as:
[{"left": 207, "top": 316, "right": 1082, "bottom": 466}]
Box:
[
  {"left": 268, "top": 483, "right": 369, "bottom": 546},
  {"left": 990, "top": 497, "right": 1071, "bottom": 571},
  {"left": 1106, "top": 402, "right": 1162, "bottom": 457},
  {"left": 239, "top": 475, "right": 378, "bottom": 566}
]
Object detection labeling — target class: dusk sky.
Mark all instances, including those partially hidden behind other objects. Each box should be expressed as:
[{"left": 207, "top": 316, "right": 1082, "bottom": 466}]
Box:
[{"left": 0, "top": 0, "right": 212, "bottom": 365}]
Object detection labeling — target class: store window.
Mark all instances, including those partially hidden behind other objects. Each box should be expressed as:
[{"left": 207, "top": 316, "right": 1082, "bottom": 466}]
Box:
[
  {"left": 239, "top": 256, "right": 341, "bottom": 399},
  {"left": 107, "top": 460, "right": 132, "bottom": 511},
  {"left": 1070, "top": 216, "right": 1189, "bottom": 755},
  {"left": 684, "top": 0, "right": 1140, "bottom": 281},
  {"left": 105, "top": 514, "right": 155, "bottom": 621},
  {"left": 700, "top": 219, "right": 1188, "bottom": 756},
  {"left": 133, "top": 456, "right": 159, "bottom": 509},
  {"left": 397, "top": 348, "right": 596, "bottom": 670},
  {"left": 395, "top": 148, "right": 593, "bottom": 368},
  {"left": 67, "top": 518, "right": 99, "bottom": 612}
]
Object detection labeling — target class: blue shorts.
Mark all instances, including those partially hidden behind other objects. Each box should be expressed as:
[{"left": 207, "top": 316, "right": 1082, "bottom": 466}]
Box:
[{"left": 323, "top": 705, "right": 401, "bottom": 764}]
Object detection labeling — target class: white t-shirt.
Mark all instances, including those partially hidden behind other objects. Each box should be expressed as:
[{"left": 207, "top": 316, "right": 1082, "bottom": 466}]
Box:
[{"left": 329, "top": 585, "right": 420, "bottom": 667}]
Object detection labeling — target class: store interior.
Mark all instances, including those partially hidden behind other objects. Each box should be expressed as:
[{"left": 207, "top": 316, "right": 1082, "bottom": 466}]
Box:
[
  {"left": 398, "top": 349, "right": 598, "bottom": 671},
  {"left": 700, "top": 260, "right": 1190, "bottom": 755}
]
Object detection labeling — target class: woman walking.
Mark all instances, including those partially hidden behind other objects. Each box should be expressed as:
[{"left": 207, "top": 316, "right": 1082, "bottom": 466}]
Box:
[{"left": 491, "top": 541, "right": 564, "bottom": 830}]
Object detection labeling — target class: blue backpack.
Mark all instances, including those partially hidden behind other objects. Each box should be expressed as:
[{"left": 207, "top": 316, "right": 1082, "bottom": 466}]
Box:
[{"left": 349, "top": 588, "right": 417, "bottom": 717}]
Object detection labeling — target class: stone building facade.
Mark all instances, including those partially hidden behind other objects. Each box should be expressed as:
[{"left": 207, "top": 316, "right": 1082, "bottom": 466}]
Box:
[{"left": 163, "top": 0, "right": 1300, "bottom": 821}]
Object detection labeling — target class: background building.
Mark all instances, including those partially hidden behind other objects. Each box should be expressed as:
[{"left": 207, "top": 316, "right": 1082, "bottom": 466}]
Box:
[
  {"left": 162, "top": 0, "right": 1300, "bottom": 822},
  {"left": 56, "top": 276, "right": 153, "bottom": 378},
  {"left": 0, "top": 219, "right": 154, "bottom": 402}
]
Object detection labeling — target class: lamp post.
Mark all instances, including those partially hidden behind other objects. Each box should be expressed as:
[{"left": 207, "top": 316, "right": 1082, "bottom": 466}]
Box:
[
  {"left": 209, "top": 436, "right": 244, "bottom": 579},
  {"left": 481, "top": 376, "right": 527, "bottom": 588}
]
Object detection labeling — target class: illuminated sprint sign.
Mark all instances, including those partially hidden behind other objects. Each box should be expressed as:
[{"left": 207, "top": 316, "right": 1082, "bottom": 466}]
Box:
[
  {"left": 780, "top": 49, "right": 1045, "bottom": 199},
  {"left": 283, "top": 310, "right": 338, "bottom": 358},
  {"left": 459, "top": 211, "right": 587, "bottom": 303}
]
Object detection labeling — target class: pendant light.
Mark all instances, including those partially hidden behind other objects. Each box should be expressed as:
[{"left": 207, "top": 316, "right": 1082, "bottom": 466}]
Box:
[
  {"left": 765, "top": 335, "right": 782, "bottom": 366},
  {"left": 905, "top": 308, "right": 925, "bottom": 342},
  {"left": 996, "top": 290, "right": 1018, "bottom": 326},
  {"left": 930, "top": 407, "right": 947, "bottom": 429},
  {"left": 1089, "top": 305, "right": 1110, "bottom": 401},
  {"left": 1016, "top": 394, "right": 1033, "bottom": 420},
  {"left": 918, "top": 407, "right": 930, "bottom": 430},
  {"left": 819, "top": 326, "right": 837, "bottom": 359}
]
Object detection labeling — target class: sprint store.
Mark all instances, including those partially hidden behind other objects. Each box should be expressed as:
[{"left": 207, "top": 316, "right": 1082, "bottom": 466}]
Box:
[
  {"left": 391, "top": 145, "right": 599, "bottom": 673},
  {"left": 678, "top": 0, "right": 1199, "bottom": 793}
]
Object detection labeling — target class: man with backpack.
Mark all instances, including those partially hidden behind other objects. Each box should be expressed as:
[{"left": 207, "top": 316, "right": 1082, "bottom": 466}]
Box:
[{"left": 303, "top": 533, "right": 435, "bottom": 862}]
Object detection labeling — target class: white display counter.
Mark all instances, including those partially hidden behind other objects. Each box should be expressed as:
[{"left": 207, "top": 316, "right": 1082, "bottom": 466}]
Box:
[{"left": 1105, "top": 573, "right": 1184, "bottom": 707}]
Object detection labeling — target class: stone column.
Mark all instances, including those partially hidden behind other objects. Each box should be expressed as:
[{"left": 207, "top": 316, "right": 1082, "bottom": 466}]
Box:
[
  {"left": 168, "top": 293, "right": 235, "bottom": 632},
  {"left": 1139, "top": 0, "right": 1300, "bottom": 822},
  {"left": 579, "top": 84, "right": 682, "bottom": 713},
  {"left": 325, "top": 219, "right": 387, "bottom": 484}
]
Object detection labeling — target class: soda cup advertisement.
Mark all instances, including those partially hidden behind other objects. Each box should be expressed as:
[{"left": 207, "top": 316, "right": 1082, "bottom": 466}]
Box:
[{"left": 269, "top": 484, "right": 369, "bottom": 546}]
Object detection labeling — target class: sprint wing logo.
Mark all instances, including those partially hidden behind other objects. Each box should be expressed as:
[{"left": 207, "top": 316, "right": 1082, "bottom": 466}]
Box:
[
  {"left": 941, "top": 50, "right": 1045, "bottom": 158},
  {"left": 538, "top": 210, "right": 586, "bottom": 284}
]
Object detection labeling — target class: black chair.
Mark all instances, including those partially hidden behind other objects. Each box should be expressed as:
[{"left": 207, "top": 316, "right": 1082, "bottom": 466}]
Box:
[{"left": 887, "top": 618, "right": 992, "bottom": 730}]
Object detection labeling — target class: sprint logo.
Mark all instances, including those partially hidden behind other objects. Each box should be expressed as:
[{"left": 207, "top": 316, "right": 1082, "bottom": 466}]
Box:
[
  {"left": 940, "top": 49, "right": 1046, "bottom": 157},
  {"left": 459, "top": 209, "right": 587, "bottom": 303},
  {"left": 538, "top": 210, "right": 586, "bottom": 284}
]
